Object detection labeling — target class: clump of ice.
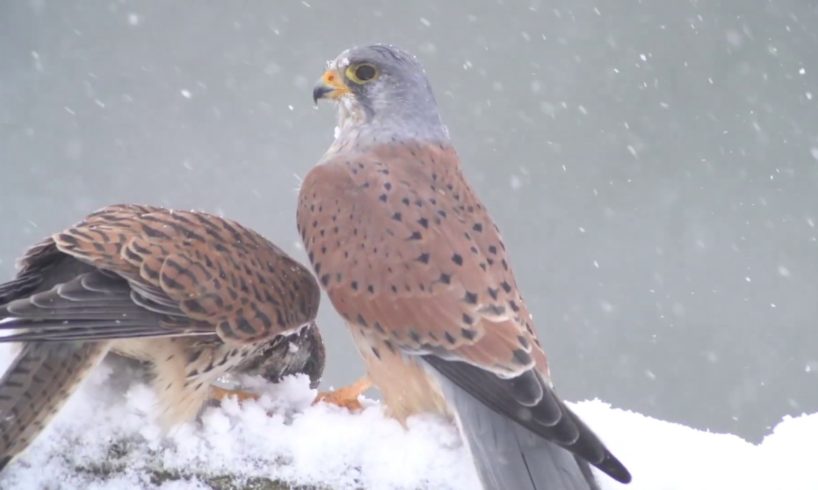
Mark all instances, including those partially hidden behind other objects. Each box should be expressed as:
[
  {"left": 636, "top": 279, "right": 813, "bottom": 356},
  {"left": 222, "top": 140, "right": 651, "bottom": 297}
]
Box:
[{"left": 0, "top": 343, "right": 816, "bottom": 489}]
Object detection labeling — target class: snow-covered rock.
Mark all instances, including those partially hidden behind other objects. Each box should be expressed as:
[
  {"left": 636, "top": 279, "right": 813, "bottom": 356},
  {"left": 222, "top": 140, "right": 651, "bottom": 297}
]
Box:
[{"left": 0, "top": 344, "right": 815, "bottom": 489}]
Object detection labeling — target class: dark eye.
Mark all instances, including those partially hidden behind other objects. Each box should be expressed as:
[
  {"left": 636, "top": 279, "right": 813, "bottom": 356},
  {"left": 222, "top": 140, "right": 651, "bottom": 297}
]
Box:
[
  {"left": 346, "top": 63, "right": 379, "bottom": 84},
  {"left": 355, "top": 64, "right": 376, "bottom": 81}
]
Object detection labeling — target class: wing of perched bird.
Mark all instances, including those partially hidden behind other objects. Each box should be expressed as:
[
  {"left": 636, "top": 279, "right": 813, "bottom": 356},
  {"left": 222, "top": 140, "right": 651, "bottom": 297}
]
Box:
[
  {"left": 0, "top": 204, "right": 322, "bottom": 470},
  {"left": 300, "top": 45, "right": 630, "bottom": 489}
]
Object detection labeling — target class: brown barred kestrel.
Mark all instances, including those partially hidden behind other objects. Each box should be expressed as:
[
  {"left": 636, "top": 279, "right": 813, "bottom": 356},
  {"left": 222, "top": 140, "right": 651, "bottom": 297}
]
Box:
[
  {"left": 0, "top": 204, "right": 324, "bottom": 470},
  {"left": 299, "top": 45, "right": 631, "bottom": 489}
]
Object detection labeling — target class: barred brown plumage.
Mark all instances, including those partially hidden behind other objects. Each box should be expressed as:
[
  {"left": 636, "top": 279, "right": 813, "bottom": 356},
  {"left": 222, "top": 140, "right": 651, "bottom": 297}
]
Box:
[{"left": 0, "top": 204, "right": 324, "bottom": 471}]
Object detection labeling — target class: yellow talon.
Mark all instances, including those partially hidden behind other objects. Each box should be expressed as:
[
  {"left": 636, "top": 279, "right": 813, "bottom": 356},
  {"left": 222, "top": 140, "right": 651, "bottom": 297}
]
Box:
[
  {"left": 210, "top": 385, "right": 261, "bottom": 403},
  {"left": 313, "top": 376, "right": 373, "bottom": 411}
]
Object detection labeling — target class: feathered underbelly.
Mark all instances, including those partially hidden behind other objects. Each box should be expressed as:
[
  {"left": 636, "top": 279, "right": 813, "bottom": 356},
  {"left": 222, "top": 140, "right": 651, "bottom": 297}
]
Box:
[{"left": 347, "top": 325, "right": 450, "bottom": 422}]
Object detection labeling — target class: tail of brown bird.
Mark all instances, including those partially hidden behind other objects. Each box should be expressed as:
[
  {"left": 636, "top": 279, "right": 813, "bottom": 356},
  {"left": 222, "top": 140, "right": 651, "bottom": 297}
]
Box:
[{"left": 0, "top": 341, "right": 109, "bottom": 470}]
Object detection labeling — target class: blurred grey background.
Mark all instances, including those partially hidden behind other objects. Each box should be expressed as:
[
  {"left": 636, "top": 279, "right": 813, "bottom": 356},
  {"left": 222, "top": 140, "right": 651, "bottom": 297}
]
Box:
[{"left": 1, "top": 0, "right": 816, "bottom": 442}]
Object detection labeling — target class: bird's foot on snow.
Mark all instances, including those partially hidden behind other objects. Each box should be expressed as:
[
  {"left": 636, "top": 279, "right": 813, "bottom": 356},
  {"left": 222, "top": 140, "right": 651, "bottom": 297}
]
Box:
[
  {"left": 210, "top": 385, "right": 260, "bottom": 403},
  {"left": 313, "top": 376, "right": 373, "bottom": 411}
]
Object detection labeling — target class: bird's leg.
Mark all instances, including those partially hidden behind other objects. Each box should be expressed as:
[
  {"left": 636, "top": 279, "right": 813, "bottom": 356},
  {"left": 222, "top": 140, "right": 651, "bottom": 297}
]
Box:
[
  {"left": 313, "top": 375, "right": 373, "bottom": 411},
  {"left": 209, "top": 385, "right": 260, "bottom": 403}
]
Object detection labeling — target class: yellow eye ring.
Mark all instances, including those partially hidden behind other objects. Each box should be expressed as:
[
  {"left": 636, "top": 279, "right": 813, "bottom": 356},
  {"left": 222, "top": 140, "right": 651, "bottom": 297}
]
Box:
[{"left": 345, "top": 63, "right": 379, "bottom": 84}]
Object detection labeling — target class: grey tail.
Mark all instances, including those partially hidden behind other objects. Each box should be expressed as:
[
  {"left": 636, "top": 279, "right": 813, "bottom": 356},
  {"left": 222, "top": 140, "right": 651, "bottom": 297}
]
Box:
[
  {"left": 0, "top": 341, "right": 110, "bottom": 471},
  {"left": 434, "top": 373, "right": 600, "bottom": 490}
]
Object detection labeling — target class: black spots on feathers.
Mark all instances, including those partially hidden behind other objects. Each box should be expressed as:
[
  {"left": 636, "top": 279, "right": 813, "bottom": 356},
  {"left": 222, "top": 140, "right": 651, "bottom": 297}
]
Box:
[{"left": 512, "top": 348, "right": 533, "bottom": 366}]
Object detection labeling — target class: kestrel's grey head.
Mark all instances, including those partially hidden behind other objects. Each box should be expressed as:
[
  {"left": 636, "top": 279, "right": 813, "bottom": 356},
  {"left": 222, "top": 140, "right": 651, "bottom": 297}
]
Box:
[{"left": 313, "top": 44, "right": 449, "bottom": 145}]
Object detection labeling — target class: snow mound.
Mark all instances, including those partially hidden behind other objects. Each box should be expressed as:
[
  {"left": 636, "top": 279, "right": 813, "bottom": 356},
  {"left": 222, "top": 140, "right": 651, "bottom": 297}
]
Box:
[
  {"left": 0, "top": 344, "right": 815, "bottom": 489},
  {"left": 573, "top": 401, "right": 816, "bottom": 489}
]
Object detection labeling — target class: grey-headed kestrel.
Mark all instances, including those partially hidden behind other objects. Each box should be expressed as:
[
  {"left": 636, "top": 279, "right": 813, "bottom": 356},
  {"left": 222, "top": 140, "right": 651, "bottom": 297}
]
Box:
[
  {"left": 300, "top": 45, "right": 631, "bottom": 489},
  {"left": 0, "top": 204, "right": 324, "bottom": 470}
]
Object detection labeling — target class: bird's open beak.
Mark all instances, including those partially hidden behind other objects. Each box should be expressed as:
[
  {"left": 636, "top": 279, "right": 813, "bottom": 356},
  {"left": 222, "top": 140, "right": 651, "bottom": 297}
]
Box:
[{"left": 313, "top": 69, "right": 350, "bottom": 104}]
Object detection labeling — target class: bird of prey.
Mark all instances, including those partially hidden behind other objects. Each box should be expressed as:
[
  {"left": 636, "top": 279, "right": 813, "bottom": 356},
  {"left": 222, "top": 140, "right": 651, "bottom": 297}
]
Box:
[
  {"left": 0, "top": 204, "right": 324, "bottom": 470},
  {"left": 299, "top": 45, "right": 631, "bottom": 489}
]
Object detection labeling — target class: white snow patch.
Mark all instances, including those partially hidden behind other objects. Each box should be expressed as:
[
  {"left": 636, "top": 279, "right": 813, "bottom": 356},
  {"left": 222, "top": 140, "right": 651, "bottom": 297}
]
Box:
[
  {"left": 0, "top": 344, "right": 816, "bottom": 489},
  {"left": 0, "top": 345, "right": 475, "bottom": 489},
  {"left": 573, "top": 401, "right": 818, "bottom": 489}
]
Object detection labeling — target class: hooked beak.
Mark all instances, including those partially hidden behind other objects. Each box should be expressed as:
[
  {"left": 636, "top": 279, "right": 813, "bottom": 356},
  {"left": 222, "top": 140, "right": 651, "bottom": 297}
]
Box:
[{"left": 312, "top": 69, "right": 350, "bottom": 104}]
